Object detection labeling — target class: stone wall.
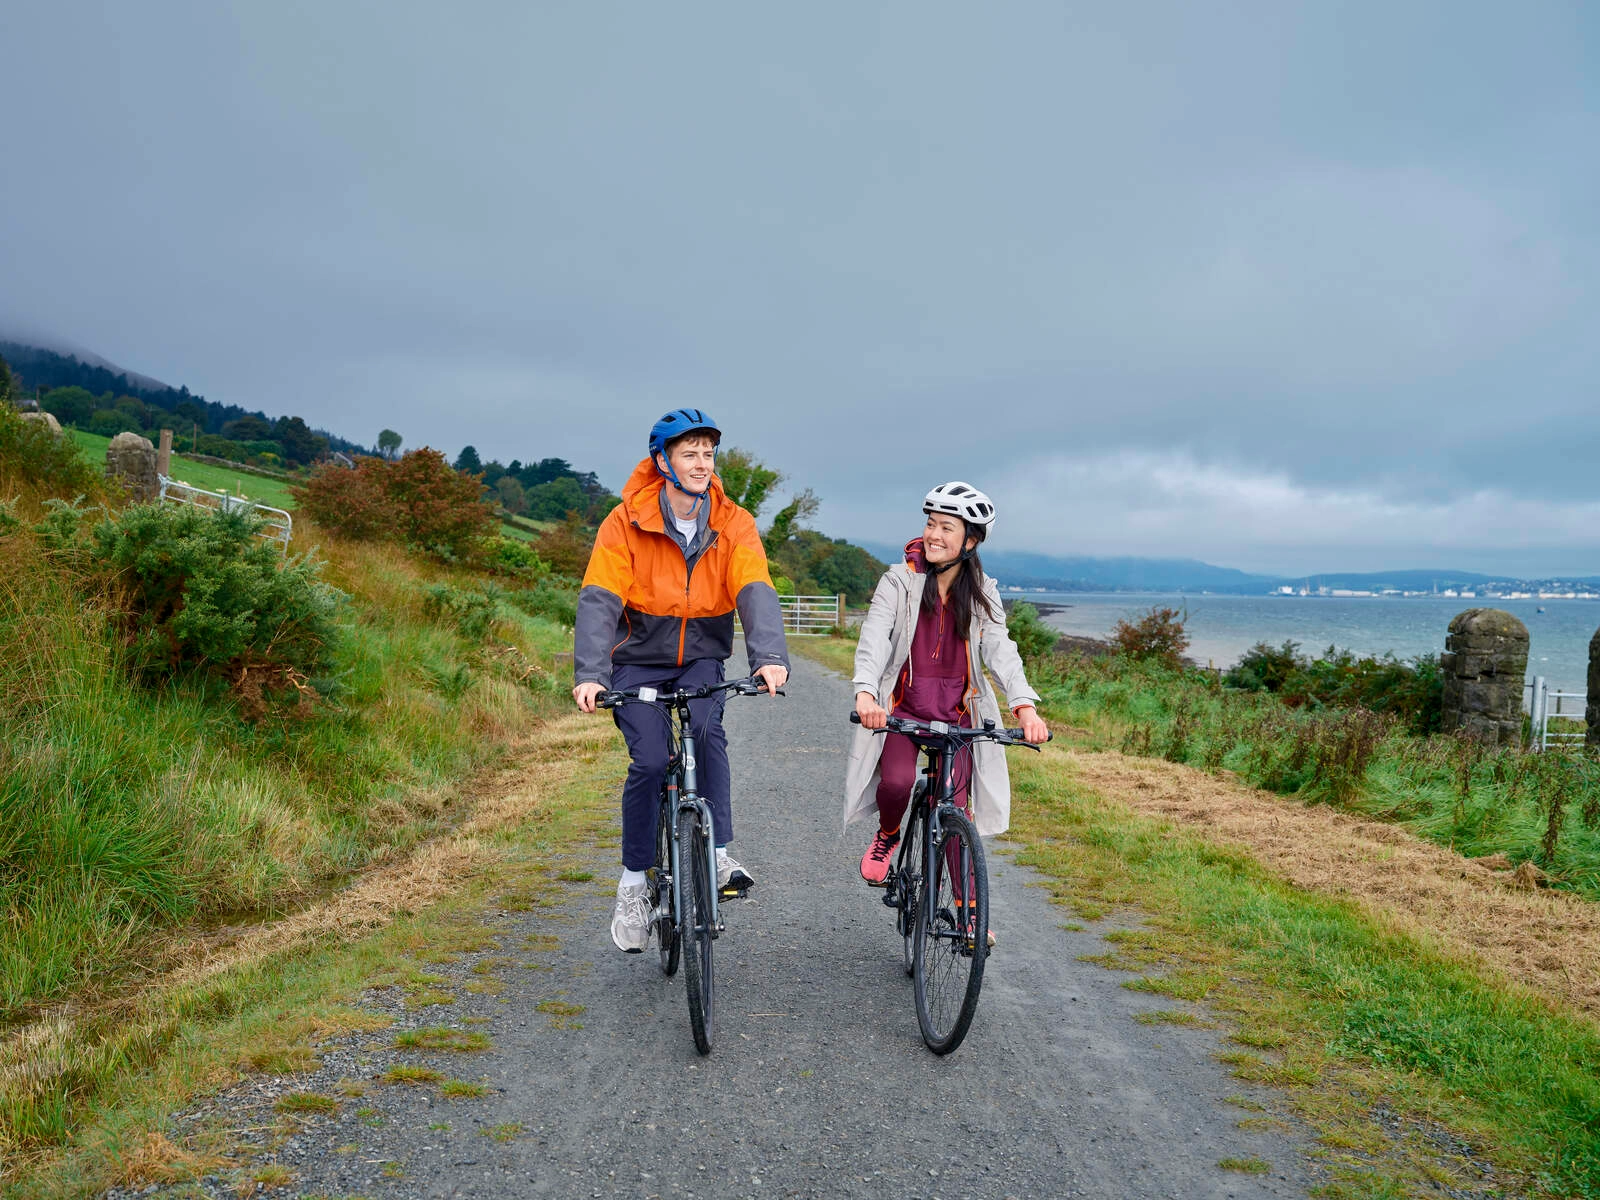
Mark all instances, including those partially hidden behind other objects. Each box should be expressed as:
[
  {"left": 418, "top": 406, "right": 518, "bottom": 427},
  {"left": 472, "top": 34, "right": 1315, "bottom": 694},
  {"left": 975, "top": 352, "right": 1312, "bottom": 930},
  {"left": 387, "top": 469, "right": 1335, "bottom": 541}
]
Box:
[
  {"left": 106, "top": 431, "right": 160, "bottom": 502},
  {"left": 1587, "top": 628, "right": 1600, "bottom": 750},
  {"left": 1439, "top": 608, "right": 1529, "bottom": 747}
]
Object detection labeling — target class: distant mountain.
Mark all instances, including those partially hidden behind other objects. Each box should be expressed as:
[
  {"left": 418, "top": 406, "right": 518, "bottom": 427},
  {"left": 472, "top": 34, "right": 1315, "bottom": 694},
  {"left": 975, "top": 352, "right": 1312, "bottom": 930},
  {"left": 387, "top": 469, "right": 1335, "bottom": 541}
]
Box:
[
  {"left": 856, "top": 545, "right": 1600, "bottom": 595},
  {"left": 859, "top": 543, "right": 1276, "bottom": 592},
  {"left": 0, "top": 326, "right": 172, "bottom": 393}
]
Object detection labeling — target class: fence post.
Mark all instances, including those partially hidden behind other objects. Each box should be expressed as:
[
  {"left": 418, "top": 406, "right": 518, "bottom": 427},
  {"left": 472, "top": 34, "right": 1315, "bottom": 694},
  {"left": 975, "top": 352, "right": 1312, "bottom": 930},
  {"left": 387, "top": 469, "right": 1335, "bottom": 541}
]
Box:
[
  {"left": 1532, "top": 675, "right": 1548, "bottom": 752},
  {"left": 157, "top": 429, "right": 172, "bottom": 478},
  {"left": 836, "top": 593, "right": 845, "bottom": 629}
]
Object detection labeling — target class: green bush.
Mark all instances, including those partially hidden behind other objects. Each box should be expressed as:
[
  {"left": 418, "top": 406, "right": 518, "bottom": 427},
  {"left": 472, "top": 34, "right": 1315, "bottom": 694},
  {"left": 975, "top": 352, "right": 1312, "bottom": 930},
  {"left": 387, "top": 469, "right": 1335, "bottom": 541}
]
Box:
[
  {"left": 89, "top": 503, "right": 344, "bottom": 683},
  {"left": 1005, "top": 602, "right": 1058, "bottom": 664},
  {"left": 505, "top": 578, "right": 578, "bottom": 628},
  {"left": 1227, "top": 641, "right": 1443, "bottom": 737},
  {"left": 488, "top": 536, "right": 549, "bottom": 578},
  {"left": 424, "top": 583, "right": 499, "bottom": 642},
  {"left": 0, "top": 403, "right": 101, "bottom": 499}
]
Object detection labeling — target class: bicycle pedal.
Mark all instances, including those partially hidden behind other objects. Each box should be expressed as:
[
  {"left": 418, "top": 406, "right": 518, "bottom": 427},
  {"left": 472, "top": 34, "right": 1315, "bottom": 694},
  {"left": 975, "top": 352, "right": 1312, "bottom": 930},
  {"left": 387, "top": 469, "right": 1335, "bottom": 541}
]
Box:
[{"left": 718, "top": 884, "right": 750, "bottom": 900}]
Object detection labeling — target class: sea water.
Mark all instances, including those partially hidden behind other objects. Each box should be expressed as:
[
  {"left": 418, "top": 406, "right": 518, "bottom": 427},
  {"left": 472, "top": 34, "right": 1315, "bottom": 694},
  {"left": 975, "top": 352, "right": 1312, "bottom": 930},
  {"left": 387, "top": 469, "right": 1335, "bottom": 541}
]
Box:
[{"left": 1028, "top": 593, "right": 1598, "bottom": 695}]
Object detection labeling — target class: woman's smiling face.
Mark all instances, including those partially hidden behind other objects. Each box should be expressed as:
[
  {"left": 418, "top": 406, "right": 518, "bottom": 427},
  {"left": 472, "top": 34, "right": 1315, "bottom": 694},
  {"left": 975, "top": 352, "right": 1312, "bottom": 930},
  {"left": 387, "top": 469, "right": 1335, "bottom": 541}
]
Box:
[{"left": 923, "top": 512, "right": 973, "bottom": 565}]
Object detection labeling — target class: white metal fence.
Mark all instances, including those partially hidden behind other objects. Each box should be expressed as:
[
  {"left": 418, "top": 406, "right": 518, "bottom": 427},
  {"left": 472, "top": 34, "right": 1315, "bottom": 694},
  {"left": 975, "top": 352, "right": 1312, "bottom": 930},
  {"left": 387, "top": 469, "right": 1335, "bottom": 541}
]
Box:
[
  {"left": 735, "top": 594, "right": 845, "bottom": 638},
  {"left": 159, "top": 476, "right": 294, "bottom": 554},
  {"left": 1527, "top": 675, "right": 1587, "bottom": 752}
]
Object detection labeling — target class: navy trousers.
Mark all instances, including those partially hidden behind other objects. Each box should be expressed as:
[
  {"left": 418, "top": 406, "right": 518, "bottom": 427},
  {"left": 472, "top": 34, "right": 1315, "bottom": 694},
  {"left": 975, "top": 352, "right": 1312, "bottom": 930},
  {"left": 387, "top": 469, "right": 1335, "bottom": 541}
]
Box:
[{"left": 612, "top": 658, "right": 732, "bottom": 871}]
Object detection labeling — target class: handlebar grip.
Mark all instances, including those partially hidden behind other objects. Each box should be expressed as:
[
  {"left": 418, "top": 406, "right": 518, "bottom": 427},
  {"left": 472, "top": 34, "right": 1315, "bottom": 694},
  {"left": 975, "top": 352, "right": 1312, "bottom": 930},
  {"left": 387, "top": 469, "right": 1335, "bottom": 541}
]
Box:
[{"left": 849, "top": 710, "right": 862, "bottom": 724}]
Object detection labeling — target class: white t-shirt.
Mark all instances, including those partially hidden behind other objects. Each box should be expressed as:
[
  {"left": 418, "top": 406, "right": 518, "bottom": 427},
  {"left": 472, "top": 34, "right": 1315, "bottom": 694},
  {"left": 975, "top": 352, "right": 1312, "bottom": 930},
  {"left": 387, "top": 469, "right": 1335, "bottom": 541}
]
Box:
[{"left": 673, "top": 513, "right": 699, "bottom": 547}]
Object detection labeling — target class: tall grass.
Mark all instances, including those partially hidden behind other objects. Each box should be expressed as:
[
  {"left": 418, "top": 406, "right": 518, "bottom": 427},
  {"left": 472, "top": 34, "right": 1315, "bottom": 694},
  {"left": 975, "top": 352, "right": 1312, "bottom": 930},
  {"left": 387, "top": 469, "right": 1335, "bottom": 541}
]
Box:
[
  {"left": 0, "top": 522, "right": 574, "bottom": 1019},
  {"left": 1032, "top": 652, "right": 1600, "bottom": 899}
]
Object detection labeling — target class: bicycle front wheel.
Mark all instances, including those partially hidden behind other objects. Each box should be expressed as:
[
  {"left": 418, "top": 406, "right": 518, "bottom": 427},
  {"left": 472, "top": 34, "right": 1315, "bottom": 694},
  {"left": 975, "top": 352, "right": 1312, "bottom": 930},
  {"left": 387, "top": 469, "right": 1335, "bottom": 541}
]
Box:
[
  {"left": 912, "top": 807, "right": 988, "bottom": 1055},
  {"left": 677, "top": 808, "right": 715, "bottom": 1055},
  {"left": 654, "top": 791, "right": 680, "bottom": 976}
]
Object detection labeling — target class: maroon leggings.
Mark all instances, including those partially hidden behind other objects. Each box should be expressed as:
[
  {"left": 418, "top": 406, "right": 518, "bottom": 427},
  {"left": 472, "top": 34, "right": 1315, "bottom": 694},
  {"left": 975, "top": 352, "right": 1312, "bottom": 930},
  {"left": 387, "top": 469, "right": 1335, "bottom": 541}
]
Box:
[{"left": 874, "top": 732, "right": 972, "bottom": 834}]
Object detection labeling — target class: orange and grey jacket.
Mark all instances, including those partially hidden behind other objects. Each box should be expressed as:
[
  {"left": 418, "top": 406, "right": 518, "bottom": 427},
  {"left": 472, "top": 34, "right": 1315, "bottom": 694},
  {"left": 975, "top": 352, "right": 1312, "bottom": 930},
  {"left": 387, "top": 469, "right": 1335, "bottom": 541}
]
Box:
[{"left": 574, "top": 457, "right": 790, "bottom": 687}]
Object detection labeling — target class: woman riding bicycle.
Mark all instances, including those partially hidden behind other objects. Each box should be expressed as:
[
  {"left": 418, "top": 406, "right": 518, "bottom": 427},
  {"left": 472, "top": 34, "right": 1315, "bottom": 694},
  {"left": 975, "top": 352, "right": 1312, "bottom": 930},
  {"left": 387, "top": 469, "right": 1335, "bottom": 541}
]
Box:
[{"left": 843, "top": 483, "right": 1048, "bottom": 939}]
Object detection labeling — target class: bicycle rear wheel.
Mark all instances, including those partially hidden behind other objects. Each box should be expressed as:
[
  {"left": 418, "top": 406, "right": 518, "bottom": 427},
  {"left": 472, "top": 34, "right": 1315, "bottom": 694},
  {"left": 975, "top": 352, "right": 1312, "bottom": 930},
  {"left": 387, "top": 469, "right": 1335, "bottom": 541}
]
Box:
[
  {"left": 678, "top": 808, "right": 715, "bottom": 1055},
  {"left": 653, "top": 791, "right": 680, "bottom": 976},
  {"left": 898, "top": 784, "right": 927, "bottom": 978},
  {"left": 912, "top": 807, "right": 988, "bottom": 1054}
]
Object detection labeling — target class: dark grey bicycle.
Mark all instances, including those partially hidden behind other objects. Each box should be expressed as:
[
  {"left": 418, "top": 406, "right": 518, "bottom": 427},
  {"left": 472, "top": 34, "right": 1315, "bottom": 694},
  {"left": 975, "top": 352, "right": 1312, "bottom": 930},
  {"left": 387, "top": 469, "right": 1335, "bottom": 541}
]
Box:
[
  {"left": 600, "top": 676, "right": 779, "bottom": 1055},
  {"left": 851, "top": 711, "right": 1048, "bottom": 1054}
]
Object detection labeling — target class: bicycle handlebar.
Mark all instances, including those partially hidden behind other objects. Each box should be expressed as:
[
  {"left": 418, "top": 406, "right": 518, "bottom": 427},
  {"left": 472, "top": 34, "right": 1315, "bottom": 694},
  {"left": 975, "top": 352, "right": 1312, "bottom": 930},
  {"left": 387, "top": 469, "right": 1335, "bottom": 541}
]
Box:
[
  {"left": 597, "top": 676, "right": 784, "bottom": 709},
  {"left": 848, "top": 710, "right": 1050, "bottom": 750}
]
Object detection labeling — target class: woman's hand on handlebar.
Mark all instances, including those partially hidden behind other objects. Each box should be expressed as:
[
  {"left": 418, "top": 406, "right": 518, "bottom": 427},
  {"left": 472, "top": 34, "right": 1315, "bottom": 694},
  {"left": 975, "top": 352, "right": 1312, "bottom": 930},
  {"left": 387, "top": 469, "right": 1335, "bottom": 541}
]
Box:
[
  {"left": 573, "top": 681, "right": 605, "bottom": 713},
  {"left": 855, "top": 691, "right": 887, "bottom": 730},
  {"left": 1015, "top": 704, "right": 1049, "bottom": 744}
]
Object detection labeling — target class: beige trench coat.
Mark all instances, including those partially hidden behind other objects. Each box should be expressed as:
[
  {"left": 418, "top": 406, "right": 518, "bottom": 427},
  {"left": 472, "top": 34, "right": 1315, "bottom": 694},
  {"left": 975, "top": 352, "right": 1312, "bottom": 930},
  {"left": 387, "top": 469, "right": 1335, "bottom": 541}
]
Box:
[{"left": 842, "top": 563, "right": 1041, "bottom": 837}]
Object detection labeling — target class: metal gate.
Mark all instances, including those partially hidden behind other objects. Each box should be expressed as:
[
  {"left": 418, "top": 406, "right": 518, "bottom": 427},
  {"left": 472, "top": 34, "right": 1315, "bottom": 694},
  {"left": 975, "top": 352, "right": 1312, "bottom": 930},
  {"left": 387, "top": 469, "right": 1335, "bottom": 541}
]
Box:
[
  {"left": 735, "top": 594, "right": 845, "bottom": 638},
  {"left": 1527, "top": 675, "right": 1587, "bottom": 752},
  {"left": 159, "top": 476, "right": 294, "bottom": 554}
]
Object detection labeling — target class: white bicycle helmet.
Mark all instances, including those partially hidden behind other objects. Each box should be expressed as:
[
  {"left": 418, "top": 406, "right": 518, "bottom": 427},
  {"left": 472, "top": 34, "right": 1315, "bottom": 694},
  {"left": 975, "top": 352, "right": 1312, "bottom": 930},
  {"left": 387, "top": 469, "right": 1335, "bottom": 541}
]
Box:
[{"left": 922, "top": 481, "right": 996, "bottom": 528}]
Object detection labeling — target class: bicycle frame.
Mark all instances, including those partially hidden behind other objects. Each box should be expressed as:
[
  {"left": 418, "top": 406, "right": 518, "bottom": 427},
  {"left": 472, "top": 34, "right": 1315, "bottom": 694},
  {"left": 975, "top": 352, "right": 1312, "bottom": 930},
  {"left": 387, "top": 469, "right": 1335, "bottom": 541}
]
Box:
[{"left": 661, "top": 694, "right": 722, "bottom": 940}]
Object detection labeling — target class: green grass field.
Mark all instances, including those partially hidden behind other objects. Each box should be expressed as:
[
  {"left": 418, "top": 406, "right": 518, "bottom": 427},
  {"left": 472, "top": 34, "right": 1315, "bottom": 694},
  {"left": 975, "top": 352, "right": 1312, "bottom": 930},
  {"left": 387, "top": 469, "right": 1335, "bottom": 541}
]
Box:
[{"left": 69, "top": 430, "right": 298, "bottom": 510}]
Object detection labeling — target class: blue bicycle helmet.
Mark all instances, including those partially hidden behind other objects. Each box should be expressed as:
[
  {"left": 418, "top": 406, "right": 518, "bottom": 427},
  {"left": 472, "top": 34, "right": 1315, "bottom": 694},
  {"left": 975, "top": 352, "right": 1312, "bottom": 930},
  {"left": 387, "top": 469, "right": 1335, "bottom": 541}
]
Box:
[{"left": 648, "top": 408, "right": 721, "bottom": 460}]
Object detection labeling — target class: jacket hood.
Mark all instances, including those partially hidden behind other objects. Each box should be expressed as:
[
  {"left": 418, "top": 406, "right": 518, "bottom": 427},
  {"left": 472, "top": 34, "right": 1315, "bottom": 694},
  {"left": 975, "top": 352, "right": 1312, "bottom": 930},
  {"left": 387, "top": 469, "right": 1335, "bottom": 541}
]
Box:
[
  {"left": 902, "top": 537, "right": 928, "bottom": 574},
  {"left": 619, "top": 456, "right": 730, "bottom": 529}
]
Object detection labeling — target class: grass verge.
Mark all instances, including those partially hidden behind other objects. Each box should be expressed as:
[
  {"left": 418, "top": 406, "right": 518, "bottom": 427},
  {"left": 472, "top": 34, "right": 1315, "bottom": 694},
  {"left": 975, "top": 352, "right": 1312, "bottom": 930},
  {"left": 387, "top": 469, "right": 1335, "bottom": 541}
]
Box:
[
  {"left": 0, "top": 712, "right": 626, "bottom": 1198},
  {"left": 794, "top": 635, "right": 1600, "bottom": 1196}
]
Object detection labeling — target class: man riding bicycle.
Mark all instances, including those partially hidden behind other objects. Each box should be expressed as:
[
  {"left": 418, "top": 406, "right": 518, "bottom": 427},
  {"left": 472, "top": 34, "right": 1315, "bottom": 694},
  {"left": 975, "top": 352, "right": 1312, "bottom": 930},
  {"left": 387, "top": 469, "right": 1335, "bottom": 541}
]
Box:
[{"left": 573, "top": 410, "right": 790, "bottom": 952}]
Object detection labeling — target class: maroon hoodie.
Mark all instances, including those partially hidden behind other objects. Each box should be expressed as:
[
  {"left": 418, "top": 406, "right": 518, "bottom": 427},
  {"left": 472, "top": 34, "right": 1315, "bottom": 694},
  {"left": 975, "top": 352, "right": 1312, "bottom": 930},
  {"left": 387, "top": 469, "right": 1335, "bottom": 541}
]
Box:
[{"left": 890, "top": 538, "right": 972, "bottom": 725}]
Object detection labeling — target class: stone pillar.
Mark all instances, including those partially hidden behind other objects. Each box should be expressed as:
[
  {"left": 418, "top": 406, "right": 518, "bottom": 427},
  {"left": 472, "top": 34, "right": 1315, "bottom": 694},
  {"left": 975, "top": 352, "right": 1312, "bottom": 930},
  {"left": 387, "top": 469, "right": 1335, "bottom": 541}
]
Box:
[
  {"left": 105, "top": 431, "right": 160, "bottom": 502},
  {"left": 1587, "top": 628, "right": 1600, "bottom": 750},
  {"left": 157, "top": 428, "right": 172, "bottom": 478},
  {"left": 1439, "top": 608, "right": 1529, "bottom": 747}
]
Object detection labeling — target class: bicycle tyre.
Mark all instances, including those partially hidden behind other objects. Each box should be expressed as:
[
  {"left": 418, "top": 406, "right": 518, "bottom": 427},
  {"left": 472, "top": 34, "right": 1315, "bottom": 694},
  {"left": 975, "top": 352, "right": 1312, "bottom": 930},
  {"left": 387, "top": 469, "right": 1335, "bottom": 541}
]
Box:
[
  {"left": 678, "top": 808, "right": 715, "bottom": 1055},
  {"left": 653, "top": 792, "right": 680, "bottom": 976},
  {"left": 912, "top": 807, "right": 988, "bottom": 1055},
  {"left": 899, "top": 783, "right": 927, "bottom": 978}
]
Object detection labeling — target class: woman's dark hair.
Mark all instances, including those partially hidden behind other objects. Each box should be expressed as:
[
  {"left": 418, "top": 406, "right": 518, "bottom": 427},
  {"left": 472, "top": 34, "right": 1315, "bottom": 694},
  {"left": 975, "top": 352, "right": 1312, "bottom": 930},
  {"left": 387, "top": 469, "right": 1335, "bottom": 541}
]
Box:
[{"left": 922, "top": 521, "right": 1001, "bottom": 631}]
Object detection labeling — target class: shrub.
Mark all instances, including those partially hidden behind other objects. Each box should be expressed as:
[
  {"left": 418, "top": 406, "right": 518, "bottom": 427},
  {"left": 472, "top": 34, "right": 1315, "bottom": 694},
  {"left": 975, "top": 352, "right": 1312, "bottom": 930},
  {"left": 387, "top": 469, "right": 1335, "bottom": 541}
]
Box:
[
  {"left": 1112, "top": 605, "right": 1190, "bottom": 668},
  {"left": 293, "top": 449, "right": 496, "bottom": 562},
  {"left": 1226, "top": 640, "right": 1304, "bottom": 693},
  {"left": 424, "top": 583, "right": 499, "bottom": 642},
  {"left": 0, "top": 403, "right": 101, "bottom": 499},
  {"left": 89, "top": 502, "right": 344, "bottom": 686},
  {"left": 531, "top": 514, "right": 595, "bottom": 579},
  {"left": 488, "top": 536, "right": 548, "bottom": 578},
  {"left": 505, "top": 578, "right": 578, "bottom": 628},
  {"left": 1005, "top": 602, "right": 1058, "bottom": 664}
]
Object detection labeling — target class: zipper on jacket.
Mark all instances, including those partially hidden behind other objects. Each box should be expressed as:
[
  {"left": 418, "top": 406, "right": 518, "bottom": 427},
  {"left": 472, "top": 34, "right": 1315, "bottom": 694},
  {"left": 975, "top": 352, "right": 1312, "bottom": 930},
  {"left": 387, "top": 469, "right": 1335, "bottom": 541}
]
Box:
[{"left": 677, "top": 530, "right": 718, "bottom": 666}]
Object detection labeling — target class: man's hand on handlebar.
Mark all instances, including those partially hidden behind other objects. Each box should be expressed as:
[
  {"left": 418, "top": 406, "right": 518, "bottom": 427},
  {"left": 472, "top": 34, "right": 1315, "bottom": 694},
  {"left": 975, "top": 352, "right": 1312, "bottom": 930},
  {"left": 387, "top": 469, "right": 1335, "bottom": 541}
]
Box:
[
  {"left": 755, "top": 664, "right": 788, "bottom": 697},
  {"left": 1014, "top": 704, "right": 1049, "bottom": 744},
  {"left": 573, "top": 681, "right": 605, "bottom": 713},
  {"left": 855, "top": 691, "right": 887, "bottom": 730}
]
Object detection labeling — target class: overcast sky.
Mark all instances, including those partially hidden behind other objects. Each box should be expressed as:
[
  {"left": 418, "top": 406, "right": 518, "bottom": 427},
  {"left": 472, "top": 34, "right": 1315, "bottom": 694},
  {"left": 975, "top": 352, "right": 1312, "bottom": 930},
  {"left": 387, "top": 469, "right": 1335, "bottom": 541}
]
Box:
[{"left": 3, "top": 2, "right": 1597, "bottom": 575}]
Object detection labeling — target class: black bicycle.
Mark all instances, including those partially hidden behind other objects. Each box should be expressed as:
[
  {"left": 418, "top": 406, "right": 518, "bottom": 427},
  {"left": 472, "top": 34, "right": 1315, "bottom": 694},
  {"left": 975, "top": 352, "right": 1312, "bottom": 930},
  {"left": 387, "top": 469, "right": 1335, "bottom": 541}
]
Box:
[
  {"left": 600, "top": 676, "right": 780, "bottom": 1055},
  {"left": 851, "top": 711, "right": 1048, "bottom": 1054}
]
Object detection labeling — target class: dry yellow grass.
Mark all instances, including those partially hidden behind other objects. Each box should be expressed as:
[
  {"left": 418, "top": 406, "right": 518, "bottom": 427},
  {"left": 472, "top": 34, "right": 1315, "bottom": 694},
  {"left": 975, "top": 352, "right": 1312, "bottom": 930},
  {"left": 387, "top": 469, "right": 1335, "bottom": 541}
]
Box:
[{"left": 1062, "top": 749, "right": 1600, "bottom": 1020}]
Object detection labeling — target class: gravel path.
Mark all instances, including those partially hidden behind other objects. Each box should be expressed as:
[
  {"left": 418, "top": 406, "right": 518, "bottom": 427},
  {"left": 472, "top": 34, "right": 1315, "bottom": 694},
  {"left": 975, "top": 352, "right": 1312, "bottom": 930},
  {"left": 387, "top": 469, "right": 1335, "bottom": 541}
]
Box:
[{"left": 113, "top": 650, "right": 1323, "bottom": 1199}]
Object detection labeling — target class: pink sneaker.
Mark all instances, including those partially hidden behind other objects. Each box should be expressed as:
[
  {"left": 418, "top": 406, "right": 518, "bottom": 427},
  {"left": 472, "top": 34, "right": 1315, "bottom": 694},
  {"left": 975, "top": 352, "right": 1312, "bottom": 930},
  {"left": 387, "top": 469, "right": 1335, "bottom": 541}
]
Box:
[{"left": 859, "top": 829, "right": 900, "bottom": 886}]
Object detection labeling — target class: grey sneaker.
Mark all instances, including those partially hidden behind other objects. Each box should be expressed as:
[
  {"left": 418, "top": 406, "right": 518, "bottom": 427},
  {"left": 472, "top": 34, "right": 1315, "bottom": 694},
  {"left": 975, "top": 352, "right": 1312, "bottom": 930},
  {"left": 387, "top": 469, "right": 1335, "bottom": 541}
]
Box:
[
  {"left": 610, "top": 882, "right": 650, "bottom": 953},
  {"left": 716, "top": 851, "right": 754, "bottom": 892}
]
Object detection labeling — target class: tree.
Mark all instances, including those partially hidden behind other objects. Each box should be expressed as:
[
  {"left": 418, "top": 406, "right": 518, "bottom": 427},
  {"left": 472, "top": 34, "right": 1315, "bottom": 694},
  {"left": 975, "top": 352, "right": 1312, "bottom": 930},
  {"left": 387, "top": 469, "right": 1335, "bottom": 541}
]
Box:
[
  {"left": 525, "top": 475, "right": 587, "bottom": 520},
  {"left": 495, "top": 474, "right": 526, "bottom": 514},
  {"left": 762, "top": 488, "right": 818, "bottom": 556},
  {"left": 378, "top": 429, "right": 403, "bottom": 459},
  {"left": 223, "top": 414, "right": 275, "bottom": 442},
  {"left": 0, "top": 352, "right": 11, "bottom": 405},
  {"left": 41, "top": 386, "right": 97, "bottom": 426},
  {"left": 716, "top": 447, "right": 782, "bottom": 518},
  {"left": 274, "top": 415, "right": 328, "bottom": 465},
  {"left": 1112, "top": 605, "right": 1190, "bottom": 669},
  {"left": 455, "top": 445, "right": 482, "bottom": 474}
]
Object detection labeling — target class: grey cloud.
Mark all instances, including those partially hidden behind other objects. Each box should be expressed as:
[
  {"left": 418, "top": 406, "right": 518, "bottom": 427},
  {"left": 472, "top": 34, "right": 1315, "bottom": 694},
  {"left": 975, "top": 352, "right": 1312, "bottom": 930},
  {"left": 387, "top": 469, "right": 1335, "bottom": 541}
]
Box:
[{"left": 1, "top": 1, "right": 1596, "bottom": 571}]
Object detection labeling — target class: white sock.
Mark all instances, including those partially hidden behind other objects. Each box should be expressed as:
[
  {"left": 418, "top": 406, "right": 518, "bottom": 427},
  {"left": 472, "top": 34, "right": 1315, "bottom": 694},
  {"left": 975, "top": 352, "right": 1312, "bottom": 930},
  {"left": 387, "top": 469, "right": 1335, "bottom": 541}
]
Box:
[
  {"left": 715, "top": 846, "right": 730, "bottom": 863},
  {"left": 620, "top": 868, "right": 648, "bottom": 888}
]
